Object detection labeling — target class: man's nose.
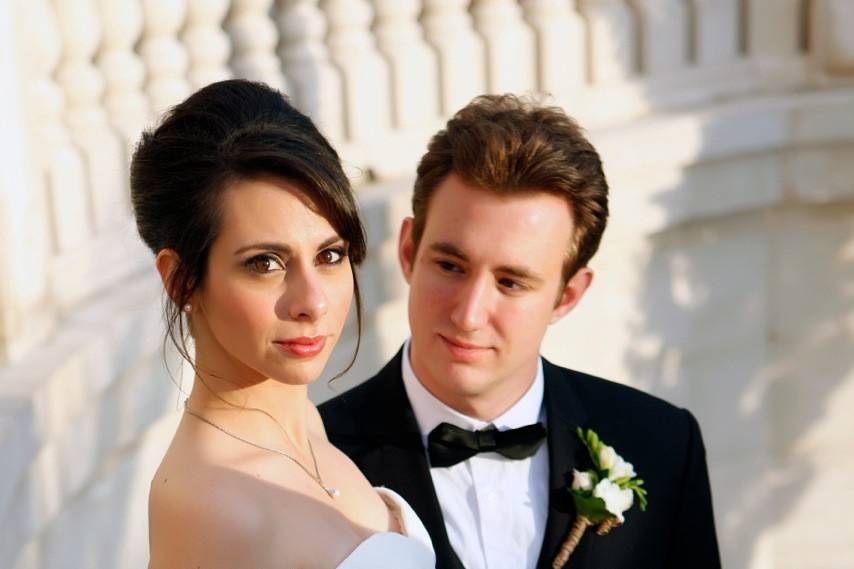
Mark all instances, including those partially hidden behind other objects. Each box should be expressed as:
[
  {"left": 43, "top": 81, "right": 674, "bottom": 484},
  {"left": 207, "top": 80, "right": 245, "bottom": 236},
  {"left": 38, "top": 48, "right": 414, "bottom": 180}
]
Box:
[{"left": 449, "top": 276, "right": 490, "bottom": 332}]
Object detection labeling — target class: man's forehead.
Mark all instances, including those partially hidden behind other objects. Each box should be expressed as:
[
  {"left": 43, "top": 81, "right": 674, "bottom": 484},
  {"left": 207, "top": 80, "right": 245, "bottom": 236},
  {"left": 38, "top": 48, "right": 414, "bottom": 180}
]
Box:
[{"left": 425, "top": 188, "right": 572, "bottom": 240}]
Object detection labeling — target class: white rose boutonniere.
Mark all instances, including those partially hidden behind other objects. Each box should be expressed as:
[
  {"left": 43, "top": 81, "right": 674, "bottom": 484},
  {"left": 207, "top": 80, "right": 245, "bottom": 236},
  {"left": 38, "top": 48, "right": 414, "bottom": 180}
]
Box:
[{"left": 552, "top": 428, "right": 648, "bottom": 569}]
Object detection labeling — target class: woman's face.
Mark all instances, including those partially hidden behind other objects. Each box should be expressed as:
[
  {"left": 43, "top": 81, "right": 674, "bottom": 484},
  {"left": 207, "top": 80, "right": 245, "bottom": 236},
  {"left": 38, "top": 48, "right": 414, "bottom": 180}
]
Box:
[{"left": 190, "top": 176, "right": 355, "bottom": 387}]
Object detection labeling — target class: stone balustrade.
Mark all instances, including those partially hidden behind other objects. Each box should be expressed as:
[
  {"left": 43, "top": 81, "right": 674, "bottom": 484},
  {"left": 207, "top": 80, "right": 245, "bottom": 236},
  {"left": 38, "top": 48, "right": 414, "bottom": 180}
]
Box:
[
  {"left": 2, "top": 0, "right": 829, "bottom": 366},
  {"left": 2, "top": 2, "right": 854, "bottom": 568}
]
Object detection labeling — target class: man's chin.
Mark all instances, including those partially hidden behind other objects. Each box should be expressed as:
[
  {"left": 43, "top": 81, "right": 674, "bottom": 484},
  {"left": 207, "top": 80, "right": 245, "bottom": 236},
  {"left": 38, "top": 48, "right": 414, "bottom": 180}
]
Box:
[{"left": 434, "top": 362, "right": 495, "bottom": 397}]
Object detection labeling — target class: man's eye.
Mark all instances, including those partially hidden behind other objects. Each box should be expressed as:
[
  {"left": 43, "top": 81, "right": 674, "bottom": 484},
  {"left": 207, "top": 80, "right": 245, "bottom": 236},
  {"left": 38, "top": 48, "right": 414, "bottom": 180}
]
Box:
[
  {"left": 245, "top": 255, "right": 284, "bottom": 273},
  {"left": 437, "top": 260, "right": 461, "bottom": 273},
  {"left": 498, "top": 278, "right": 523, "bottom": 290},
  {"left": 318, "top": 247, "right": 347, "bottom": 265}
]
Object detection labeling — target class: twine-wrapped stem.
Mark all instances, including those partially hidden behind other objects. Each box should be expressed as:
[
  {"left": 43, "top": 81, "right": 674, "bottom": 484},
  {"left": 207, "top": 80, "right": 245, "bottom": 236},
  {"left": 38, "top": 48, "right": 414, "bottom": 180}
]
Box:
[
  {"left": 552, "top": 515, "right": 591, "bottom": 569},
  {"left": 596, "top": 517, "right": 622, "bottom": 536}
]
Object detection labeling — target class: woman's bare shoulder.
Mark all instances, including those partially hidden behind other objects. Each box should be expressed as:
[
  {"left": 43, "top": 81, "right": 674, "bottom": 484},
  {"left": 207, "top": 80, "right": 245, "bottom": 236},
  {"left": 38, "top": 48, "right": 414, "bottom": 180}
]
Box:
[
  {"left": 148, "top": 460, "right": 274, "bottom": 569},
  {"left": 148, "top": 448, "right": 360, "bottom": 569}
]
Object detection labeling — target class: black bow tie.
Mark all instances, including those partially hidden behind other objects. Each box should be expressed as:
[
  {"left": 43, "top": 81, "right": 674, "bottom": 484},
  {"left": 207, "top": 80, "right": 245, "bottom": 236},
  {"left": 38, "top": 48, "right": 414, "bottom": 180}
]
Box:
[{"left": 427, "top": 421, "right": 547, "bottom": 468}]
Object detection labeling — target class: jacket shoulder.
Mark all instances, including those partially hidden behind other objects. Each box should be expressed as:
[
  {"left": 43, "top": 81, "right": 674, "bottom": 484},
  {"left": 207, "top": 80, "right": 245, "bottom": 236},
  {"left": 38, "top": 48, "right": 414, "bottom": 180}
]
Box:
[
  {"left": 319, "top": 372, "right": 388, "bottom": 425},
  {"left": 544, "top": 359, "right": 704, "bottom": 458},
  {"left": 548, "top": 360, "right": 688, "bottom": 420},
  {"left": 318, "top": 351, "right": 405, "bottom": 437}
]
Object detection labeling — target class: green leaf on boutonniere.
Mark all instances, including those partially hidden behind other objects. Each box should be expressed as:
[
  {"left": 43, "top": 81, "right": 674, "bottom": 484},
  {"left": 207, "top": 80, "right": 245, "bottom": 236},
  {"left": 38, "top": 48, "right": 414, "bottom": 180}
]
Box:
[
  {"left": 571, "top": 493, "right": 613, "bottom": 524},
  {"left": 577, "top": 427, "right": 604, "bottom": 469}
]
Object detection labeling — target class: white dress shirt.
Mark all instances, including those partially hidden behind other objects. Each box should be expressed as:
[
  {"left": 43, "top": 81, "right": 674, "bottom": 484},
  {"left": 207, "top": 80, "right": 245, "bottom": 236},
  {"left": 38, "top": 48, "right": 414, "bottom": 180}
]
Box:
[{"left": 401, "top": 340, "right": 549, "bottom": 569}]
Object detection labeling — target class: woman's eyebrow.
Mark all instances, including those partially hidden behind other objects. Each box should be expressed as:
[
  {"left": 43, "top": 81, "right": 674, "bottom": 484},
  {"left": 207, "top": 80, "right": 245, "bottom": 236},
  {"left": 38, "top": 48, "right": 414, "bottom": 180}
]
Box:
[
  {"left": 316, "top": 235, "right": 345, "bottom": 251},
  {"left": 233, "top": 235, "right": 343, "bottom": 256},
  {"left": 233, "top": 242, "right": 292, "bottom": 256}
]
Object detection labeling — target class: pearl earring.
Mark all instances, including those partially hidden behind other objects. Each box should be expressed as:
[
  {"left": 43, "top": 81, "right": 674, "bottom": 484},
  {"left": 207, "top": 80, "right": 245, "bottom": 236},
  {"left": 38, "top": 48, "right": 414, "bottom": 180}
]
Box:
[{"left": 183, "top": 303, "right": 192, "bottom": 314}]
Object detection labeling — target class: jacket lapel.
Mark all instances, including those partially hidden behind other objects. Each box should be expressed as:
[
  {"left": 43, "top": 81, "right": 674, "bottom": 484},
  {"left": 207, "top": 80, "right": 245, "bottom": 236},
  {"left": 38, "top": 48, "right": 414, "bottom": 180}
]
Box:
[
  {"left": 356, "top": 351, "right": 465, "bottom": 569},
  {"left": 537, "top": 359, "right": 593, "bottom": 569}
]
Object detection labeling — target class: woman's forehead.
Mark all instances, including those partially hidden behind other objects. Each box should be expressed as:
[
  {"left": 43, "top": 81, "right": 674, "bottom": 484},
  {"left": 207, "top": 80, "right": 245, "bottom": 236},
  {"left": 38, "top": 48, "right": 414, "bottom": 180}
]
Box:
[{"left": 216, "top": 178, "right": 339, "bottom": 248}]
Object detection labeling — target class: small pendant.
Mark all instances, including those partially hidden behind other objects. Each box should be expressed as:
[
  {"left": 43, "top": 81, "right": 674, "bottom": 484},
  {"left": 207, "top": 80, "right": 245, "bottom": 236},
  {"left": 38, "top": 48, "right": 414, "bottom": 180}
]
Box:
[{"left": 324, "top": 486, "right": 341, "bottom": 499}]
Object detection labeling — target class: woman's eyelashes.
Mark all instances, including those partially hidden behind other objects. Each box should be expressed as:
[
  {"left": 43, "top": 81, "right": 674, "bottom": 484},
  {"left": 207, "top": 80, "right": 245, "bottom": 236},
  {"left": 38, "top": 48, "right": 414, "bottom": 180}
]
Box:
[
  {"left": 243, "top": 246, "right": 348, "bottom": 275},
  {"left": 244, "top": 253, "right": 285, "bottom": 274},
  {"left": 317, "top": 246, "right": 348, "bottom": 266}
]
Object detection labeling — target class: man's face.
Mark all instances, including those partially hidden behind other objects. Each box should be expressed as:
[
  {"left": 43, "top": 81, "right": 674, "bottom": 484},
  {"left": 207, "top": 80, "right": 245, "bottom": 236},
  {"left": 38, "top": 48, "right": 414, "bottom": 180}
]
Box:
[{"left": 400, "top": 173, "right": 593, "bottom": 419}]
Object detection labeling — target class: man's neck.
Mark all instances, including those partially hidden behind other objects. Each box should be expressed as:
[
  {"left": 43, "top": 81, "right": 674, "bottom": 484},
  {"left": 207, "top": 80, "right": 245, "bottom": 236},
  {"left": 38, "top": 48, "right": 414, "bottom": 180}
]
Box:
[{"left": 402, "top": 341, "right": 543, "bottom": 428}]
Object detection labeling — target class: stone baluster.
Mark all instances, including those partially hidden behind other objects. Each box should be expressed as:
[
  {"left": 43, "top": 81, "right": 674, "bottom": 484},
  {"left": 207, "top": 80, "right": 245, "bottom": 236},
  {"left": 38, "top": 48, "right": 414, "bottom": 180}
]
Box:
[
  {"left": 320, "top": 0, "right": 390, "bottom": 143},
  {"left": 15, "top": 0, "right": 89, "bottom": 258},
  {"left": 470, "top": 0, "right": 536, "bottom": 94},
  {"left": 96, "top": 0, "right": 149, "bottom": 156},
  {"left": 747, "top": 0, "right": 800, "bottom": 58},
  {"left": 53, "top": 0, "right": 127, "bottom": 231},
  {"left": 630, "top": 0, "right": 689, "bottom": 75},
  {"left": 519, "top": 0, "right": 586, "bottom": 98},
  {"left": 811, "top": 0, "right": 854, "bottom": 75},
  {"left": 421, "top": 0, "right": 485, "bottom": 116},
  {"left": 184, "top": 0, "right": 232, "bottom": 89},
  {"left": 1, "top": 0, "right": 72, "bottom": 359},
  {"left": 577, "top": 0, "right": 638, "bottom": 84},
  {"left": 226, "top": 0, "right": 287, "bottom": 90},
  {"left": 690, "top": 0, "right": 740, "bottom": 65},
  {"left": 372, "top": 0, "right": 439, "bottom": 129},
  {"left": 140, "top": 0, "right": 190, "bottom": 113},
  {"left": 276, "top": 0, "right": 343, "bottom": 140}
]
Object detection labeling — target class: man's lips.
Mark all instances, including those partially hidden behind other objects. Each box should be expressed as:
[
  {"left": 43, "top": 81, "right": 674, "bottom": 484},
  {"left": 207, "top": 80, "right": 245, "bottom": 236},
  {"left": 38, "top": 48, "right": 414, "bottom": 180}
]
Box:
[
  {"left": 274, "top": 336, "right": 326, "bottom": 358},
  {"left": 439, "top": 334, "right": 491, "bottom": 360}
]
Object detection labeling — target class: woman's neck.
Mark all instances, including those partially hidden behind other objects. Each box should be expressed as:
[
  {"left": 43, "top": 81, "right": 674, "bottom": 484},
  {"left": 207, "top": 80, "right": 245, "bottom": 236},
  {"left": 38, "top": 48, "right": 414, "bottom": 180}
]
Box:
[{"left": 186, "top": 357, "right": 314, "bottom": 454}]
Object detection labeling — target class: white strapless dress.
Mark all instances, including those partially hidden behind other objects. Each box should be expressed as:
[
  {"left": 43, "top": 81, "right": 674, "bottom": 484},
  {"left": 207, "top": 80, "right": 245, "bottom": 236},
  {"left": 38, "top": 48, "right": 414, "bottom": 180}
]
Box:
[{"left": 336, "top": 488, "right": 436, "bottom": 569}]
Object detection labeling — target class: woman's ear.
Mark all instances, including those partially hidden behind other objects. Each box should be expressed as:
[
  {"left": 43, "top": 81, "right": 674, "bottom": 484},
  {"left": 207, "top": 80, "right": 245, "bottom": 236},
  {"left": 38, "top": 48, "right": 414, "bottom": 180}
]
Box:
[{"left": 155, "top": 249, "right": 182, "bottom": 304}]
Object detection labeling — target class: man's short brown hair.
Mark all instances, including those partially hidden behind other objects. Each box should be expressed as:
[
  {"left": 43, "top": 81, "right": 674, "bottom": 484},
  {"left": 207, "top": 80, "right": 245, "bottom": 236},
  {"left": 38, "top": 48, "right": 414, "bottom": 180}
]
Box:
[{"left": 412, "top": 94, "right": 609, "bottom": 282}]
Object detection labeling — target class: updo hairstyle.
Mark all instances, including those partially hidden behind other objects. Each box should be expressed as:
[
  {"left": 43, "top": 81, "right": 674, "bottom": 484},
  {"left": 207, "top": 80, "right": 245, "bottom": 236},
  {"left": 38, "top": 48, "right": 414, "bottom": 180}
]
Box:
[{"left": 130, "top": 79, "right": 366, "bottom": 374}]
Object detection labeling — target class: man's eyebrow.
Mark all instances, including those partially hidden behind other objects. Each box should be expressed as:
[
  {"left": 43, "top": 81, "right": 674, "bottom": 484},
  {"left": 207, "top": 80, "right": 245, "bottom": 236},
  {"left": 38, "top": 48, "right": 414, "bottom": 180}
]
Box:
[
  {"left": 233, "top": 235, "right": 343, "bottom": 256},
  {"left": 429, "top": 241, "right": 545, "bottom": 283},
  {"left": 495, "top": 264, "right": 544, "bottom": 284},
  {"left": 428, "top": 241, "right": 468, "bottom": 260}
]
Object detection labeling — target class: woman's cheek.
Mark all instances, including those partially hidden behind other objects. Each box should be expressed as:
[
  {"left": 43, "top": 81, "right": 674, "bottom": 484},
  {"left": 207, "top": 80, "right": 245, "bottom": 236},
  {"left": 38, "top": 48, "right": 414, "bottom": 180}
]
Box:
[{"left": 214, "top": 282, "right": 278, "bottom": 339}]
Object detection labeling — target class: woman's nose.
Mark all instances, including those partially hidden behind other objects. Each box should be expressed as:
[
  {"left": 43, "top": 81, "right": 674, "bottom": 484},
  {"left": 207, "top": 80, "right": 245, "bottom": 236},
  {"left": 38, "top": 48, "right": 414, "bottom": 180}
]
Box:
[{"left": 285, "top": 268, "right": 329, "bottom": 321}]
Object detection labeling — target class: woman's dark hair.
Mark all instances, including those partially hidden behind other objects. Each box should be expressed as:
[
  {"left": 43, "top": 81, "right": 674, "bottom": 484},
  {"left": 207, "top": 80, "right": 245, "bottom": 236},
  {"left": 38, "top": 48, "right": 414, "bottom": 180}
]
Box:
[{"left": 130, "top": 79, "right": 366, "bottom": 379}]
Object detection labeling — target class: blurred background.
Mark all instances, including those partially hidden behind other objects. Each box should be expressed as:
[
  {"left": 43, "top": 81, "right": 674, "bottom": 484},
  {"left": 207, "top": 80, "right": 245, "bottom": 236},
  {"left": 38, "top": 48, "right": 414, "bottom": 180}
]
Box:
[{"left": 1, "top": 0, "right": 853, "bottom": 567}]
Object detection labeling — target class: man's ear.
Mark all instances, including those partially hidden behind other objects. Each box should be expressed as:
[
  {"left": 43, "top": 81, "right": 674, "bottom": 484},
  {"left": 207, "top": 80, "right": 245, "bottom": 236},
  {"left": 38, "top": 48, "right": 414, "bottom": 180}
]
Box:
[
  {"left": 155, "top": 249, "right": 183, "bottom": 304},
  {"left": 551, "top": 267, "right": 594, "bottom": 324},
  {"left": 398, "top": 217, "right": 416, "bottom": 284}
]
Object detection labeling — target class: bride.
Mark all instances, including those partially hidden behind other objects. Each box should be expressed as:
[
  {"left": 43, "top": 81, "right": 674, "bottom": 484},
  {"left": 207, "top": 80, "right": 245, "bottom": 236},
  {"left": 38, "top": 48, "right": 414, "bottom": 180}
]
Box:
[{"left": 133, "top": 79, "right": 435, "bottom": 568}]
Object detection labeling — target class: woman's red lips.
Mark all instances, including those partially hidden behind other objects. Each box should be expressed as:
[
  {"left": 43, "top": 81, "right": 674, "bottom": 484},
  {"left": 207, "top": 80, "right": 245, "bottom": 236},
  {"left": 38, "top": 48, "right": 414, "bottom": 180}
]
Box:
[{"left": 274, "top": 336, "right": 326, "bottom": 358}]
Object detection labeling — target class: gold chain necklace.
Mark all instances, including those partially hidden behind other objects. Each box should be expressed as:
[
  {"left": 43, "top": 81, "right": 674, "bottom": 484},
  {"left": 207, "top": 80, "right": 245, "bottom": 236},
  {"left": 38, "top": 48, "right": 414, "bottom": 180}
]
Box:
[{"left": 183, "top": 400, "right": 340, "bottom": 499}]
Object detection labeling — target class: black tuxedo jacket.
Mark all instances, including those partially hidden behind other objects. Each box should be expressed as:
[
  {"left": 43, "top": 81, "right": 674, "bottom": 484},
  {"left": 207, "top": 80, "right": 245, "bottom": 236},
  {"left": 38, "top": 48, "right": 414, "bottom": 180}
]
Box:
[{"left": 320, "top": 350, "right": 721, "bottom": 569}]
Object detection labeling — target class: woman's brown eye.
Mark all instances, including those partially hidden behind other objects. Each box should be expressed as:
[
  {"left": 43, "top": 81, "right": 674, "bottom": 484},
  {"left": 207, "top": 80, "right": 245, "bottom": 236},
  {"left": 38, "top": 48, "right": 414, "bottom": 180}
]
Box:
[
  {"left": 246, "top": 255, "right": 281, "bottom": 272},
  {"left": 252, "top": 258, "right": 271, "bottom": 272},
  {"left": 318, "top": 247, "right": 346, "bottom": 265}
]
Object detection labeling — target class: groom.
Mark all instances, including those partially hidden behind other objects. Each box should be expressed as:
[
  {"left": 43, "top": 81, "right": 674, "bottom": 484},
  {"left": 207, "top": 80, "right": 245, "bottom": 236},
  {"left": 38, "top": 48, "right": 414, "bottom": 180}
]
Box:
[{"left": 320, "top": 95, "right": 721, "bottom": 569}]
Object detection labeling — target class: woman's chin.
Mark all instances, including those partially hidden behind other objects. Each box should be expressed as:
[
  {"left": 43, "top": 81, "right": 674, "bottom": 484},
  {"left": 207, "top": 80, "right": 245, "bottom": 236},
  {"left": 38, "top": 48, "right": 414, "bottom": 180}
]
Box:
[{"left": 267, "top": 357, "right": 331, "bottom": 386}]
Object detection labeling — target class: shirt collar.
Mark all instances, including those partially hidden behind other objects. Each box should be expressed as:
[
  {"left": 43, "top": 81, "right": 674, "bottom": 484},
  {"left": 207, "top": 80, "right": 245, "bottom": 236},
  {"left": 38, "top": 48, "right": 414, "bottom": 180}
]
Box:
[{"left": 401, "top": 339, "right": 545, "bottom": 442}]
